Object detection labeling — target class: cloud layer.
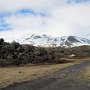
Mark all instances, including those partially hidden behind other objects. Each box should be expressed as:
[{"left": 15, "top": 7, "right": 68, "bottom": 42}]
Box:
[{"left": 0, "top": 0, "right": 90, "bottom": 41}]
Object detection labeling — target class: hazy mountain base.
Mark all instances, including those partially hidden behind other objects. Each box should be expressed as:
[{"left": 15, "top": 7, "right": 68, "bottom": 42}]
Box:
[{"left": 0, "top": 38, "right": 90, "bottom": 66}]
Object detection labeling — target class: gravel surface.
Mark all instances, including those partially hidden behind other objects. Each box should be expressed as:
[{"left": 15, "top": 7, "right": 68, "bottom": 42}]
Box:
[{"left": 1, "top": 60, "right": 90, "bottom": 90}]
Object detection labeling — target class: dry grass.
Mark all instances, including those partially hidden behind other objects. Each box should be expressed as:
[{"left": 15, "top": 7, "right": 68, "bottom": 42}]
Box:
[
  {"left": 0, "top": 62, "right": 76, "bottom": 88},
  {"left": 80, "top": 66, "right": 90, "bottom": 80},
  {"left": 0, "top": 58, "right": 89, "bottom": 88}
]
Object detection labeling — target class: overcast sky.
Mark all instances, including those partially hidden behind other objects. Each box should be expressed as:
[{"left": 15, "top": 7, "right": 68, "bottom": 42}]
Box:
[{"left": 0, "top": 0, "right": 90, "bottom": 41}]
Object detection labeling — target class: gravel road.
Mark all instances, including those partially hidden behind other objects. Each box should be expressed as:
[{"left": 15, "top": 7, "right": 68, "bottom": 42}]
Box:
[{"left": 1, "top": 60, "right": 90, "bottom": 90}]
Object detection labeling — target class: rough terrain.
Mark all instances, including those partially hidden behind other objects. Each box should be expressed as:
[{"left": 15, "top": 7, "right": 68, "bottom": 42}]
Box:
[{"left": 1, "top": 60, "right": 90, "bottom": 90}]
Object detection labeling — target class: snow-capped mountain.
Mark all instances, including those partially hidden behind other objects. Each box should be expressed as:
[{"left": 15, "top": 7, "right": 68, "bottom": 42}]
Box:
[{"left": 16, "top": 34, "right": 90, "bottom": 47}]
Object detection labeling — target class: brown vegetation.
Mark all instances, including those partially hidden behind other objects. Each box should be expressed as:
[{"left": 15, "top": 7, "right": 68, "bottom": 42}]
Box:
[{"left": 0, "top": 38, "right": 90, "bottom": 66}]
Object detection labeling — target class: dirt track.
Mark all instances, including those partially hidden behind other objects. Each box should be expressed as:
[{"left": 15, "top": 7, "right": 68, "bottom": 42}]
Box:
[{"left": 1, "top": 60, "right": 90, "bottom": 90}]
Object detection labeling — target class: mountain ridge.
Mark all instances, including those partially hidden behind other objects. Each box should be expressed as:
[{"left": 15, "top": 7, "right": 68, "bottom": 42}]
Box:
[{"left": 16, "top": 34, "right": 90, "bottom": 47}]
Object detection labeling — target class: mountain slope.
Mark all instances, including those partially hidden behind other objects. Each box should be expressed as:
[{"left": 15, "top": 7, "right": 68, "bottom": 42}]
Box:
[{"left": 16, "top": 34, "right": 90, "bottom": 47}]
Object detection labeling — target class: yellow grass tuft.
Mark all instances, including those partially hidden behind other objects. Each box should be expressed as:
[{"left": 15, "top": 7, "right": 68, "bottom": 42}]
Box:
[{"left": 80, "top": 66, "right": 90, "bottom": 80}]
